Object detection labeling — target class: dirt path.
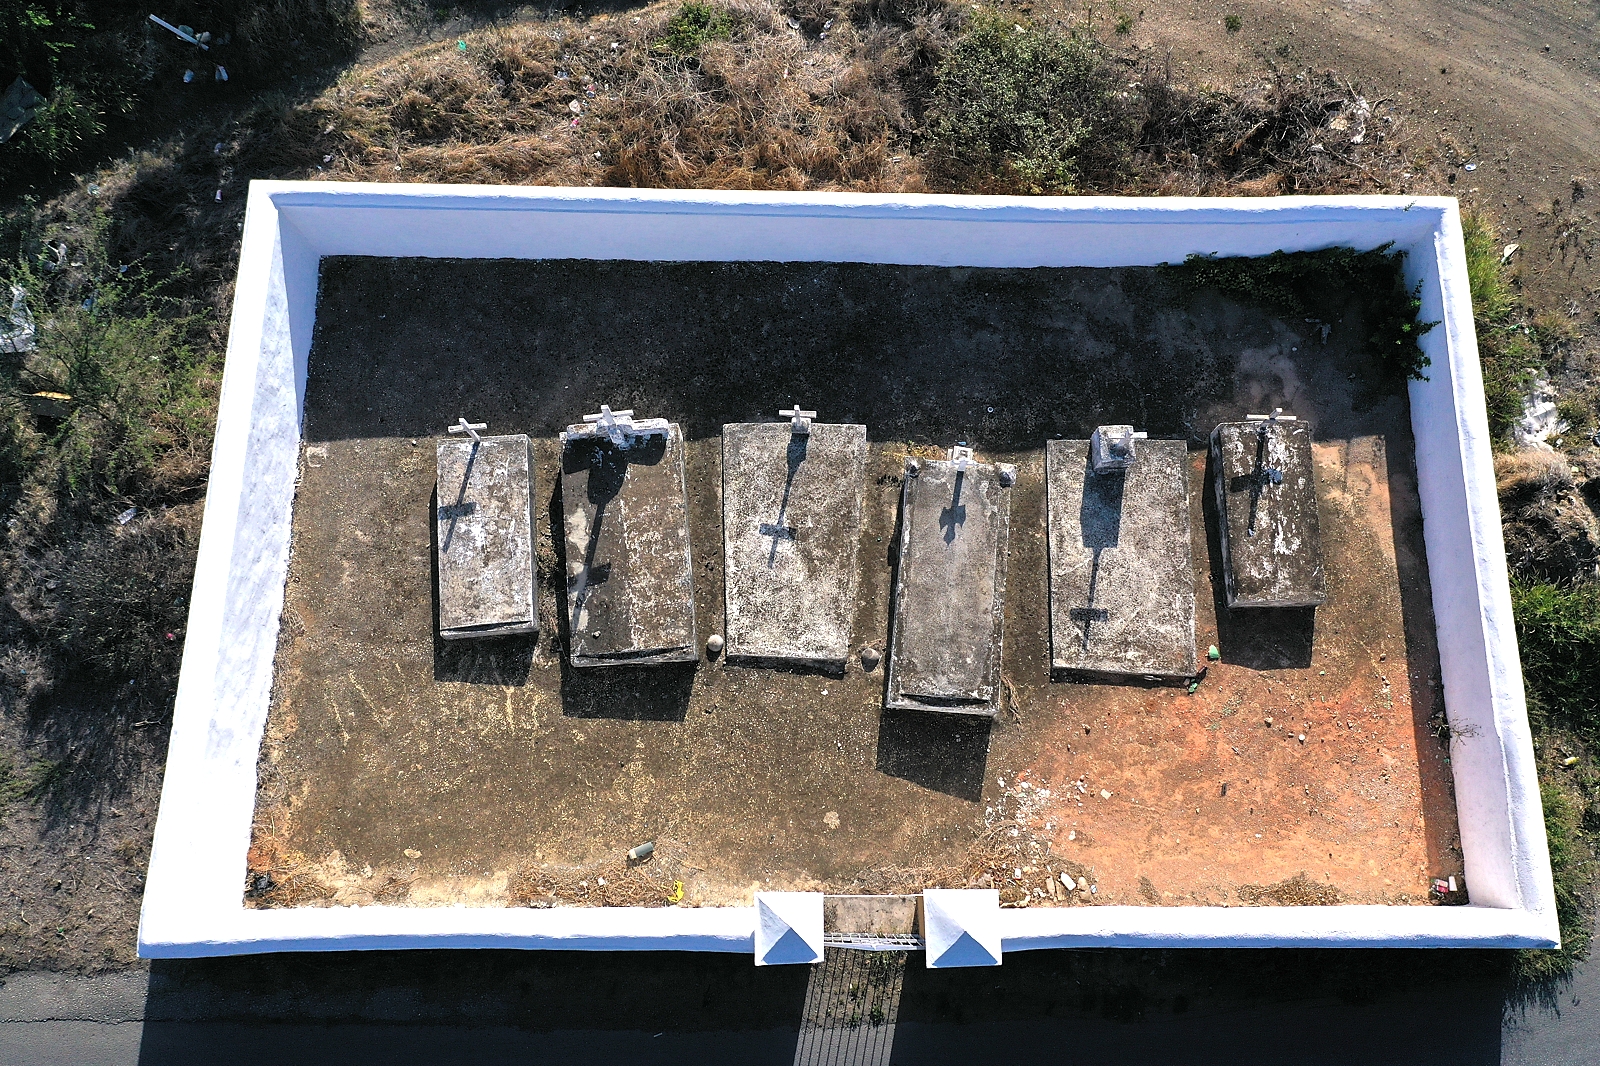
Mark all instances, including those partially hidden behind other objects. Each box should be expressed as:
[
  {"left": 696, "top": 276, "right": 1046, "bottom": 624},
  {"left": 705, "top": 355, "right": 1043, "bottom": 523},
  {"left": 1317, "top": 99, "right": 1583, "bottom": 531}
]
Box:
[{"left": 1106, "top": 0, "right": 1599, "bottom": 313}]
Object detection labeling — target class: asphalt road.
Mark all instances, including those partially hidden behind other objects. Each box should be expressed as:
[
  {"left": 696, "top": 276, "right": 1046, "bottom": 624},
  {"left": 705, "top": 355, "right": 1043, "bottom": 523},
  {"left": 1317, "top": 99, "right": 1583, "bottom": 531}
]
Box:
[{"left": 0, "top": 943, "right": 1591, "bottom": 1066}]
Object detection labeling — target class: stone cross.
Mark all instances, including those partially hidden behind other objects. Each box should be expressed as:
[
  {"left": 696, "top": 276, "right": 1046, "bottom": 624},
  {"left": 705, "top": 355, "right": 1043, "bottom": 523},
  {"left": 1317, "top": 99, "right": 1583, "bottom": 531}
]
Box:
[
  {"left": 448, "top": 417, "right": 487, "bottom": 444},
  {"left": 781, "top": 406, "right": 817, "bottom": 435},
  {"left": 949, "top": 444, "right": 976, "bottom": 474},
  {"left": 584, "top": 405, "right": 636, "bottom": 447}
]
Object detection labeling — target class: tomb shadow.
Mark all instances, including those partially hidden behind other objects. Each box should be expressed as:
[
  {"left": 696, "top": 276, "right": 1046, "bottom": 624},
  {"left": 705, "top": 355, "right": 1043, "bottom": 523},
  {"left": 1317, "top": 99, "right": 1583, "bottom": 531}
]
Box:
[
  {"left": 559, "top": 660, "right": 696, "bottom": 721},
  {"left": 875, "top": 710, "right": 991, "bottom": 802},
  {"left": 725, "top": 654, "right": 847, "bottom": 679},
  {"left": 1201, "top": 448, "right": 1316, "bottom": 670}
]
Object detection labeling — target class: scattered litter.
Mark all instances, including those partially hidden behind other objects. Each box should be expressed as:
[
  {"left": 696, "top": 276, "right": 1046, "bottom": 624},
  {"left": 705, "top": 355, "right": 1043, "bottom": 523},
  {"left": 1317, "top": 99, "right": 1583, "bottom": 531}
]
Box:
[
  {"left": 787, "top": 17, "right": 799, "bottom": 27},
  {"left": 0, "top": 285, "right": 36, "bottom": 354},
  {"left": 1297, "top": 733, "right": 1306, "bottom": 743},
  {"left": 1187, "top": 665, "right": 1208, "bottom": 694},
  {"left": 568, "top": 100, "right": 582, "bottom": 114},
  {"left": 403, "top": 848, "right": 422, "bottom": 859},
  {"left": 1500, "top": 243, "right": 1520, "bottom": 264},
  {"left": 214, "top": 189, "right": 222, "bottom": 202},
  {"left": 1431, "top": 877, "right": 1450, "bottom": 895},
  {"left": 86, "top": 182, "right": 100, "bottom": 195},
  {"left": 1089, "top": 884, "right": 1097, "bottom": 895},
  {"left": 666, "top": 880, "right": 684, "bottom": 903},
  {"left": 116, "top": 507, "right": 138, "bottom": 525},
  {"left": 457, "top": 39, "right": 468, "bottom": 51},
  {"left": 1207, "top": 645, "right": 1220, "bottom": 661},
  {"left": 1464, "top": 162, "right": 1478, "bottom": 171},
  {"left": 596, "top": 877, "right": 607, "bottom": 886},
  {"left": 165, "top": 632, "right": 176, "bottom": 641},
  {"left": 556, "top": 70, "right": 570, "bottom": 80},
  {"left": 1514, "top": 377, "right": 1566, "bottom": 450},
  {"left": 1067, "top": 830, "right": 1075, "bottom": 840},
  {"left": 1562, "top": 755, "right": 1580, "bottom": 767},
  {"left": 183, "top": 70, "right": 195, "bottom": 83},
  {"left": 1099, "top": 789, "right": 1112, "bottom": 800},
  {"left": 1449, "top": 876, "right": 1458, "bottom": 893},
  {"left": 323, "top": 154, "right": 333, "bottom": 163},
  {"left": 214, "top": 142, "right": 224, "bottom": 154},
  {"left": 627, "top": 841, "right": 656, "bottom": 861},
  {"left": 214, "top": 65, "right": 228, "bottom": 82},
  {"left": 1013, "top": 867, "right": 1022, "bottom": 878},
  {"left": 1061, "top": 872, "right": 1074, "bottom": 891}
]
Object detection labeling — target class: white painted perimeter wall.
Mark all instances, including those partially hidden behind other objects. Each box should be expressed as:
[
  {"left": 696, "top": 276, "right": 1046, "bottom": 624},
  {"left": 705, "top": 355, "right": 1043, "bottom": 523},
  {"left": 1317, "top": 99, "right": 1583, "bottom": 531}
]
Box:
[{"left": 139, "top": 185, "right": 1557, "bottom": 957}]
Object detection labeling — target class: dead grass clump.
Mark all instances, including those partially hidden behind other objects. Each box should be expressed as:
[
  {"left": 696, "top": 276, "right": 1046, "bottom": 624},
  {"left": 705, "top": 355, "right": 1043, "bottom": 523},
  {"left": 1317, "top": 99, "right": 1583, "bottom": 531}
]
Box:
[
  {"left": 507, "top": 858, "right": 680, "bottom": 908},
  {"left": 1497, "top": 450, "right": 1575, "bottom": 505},
  {"left": 1128, "top": 68, "right": 1390, "bottom": 194},
  {"left": 1236, "top": 872, "right": 1342, "bottom": 906},
  {"left": 965, "top": 825, "right": 1091, "bottom": 906},
  {"left": 287, "top": 0, "right": 943, "bottom": 191}
]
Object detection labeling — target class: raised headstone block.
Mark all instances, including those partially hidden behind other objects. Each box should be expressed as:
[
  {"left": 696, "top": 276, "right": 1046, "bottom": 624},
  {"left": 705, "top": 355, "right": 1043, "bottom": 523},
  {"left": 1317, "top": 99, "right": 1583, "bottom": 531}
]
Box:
[
  {"left": 1212, "top": 415, "right": 1326, "bottom": 609},
  {"left": 886, "top": 448, "right": 1013, "bottom": 716},
  {"left": 920, "top": 889, "right": 1002, "bottom": 968},
  {"left": 1047, "top": 437, "right": 1196, "bottom": 681},
  {"left": 755, "top": 892, "right": 825, "bottom": 966},
  {"left": 435, "top": 429, "right": 537, "bottom": 641},
  {"left": 1090, "top": 424, "right": 1147, "bottom": 474},
  {"left": 722, "top": 419, "right": 867, "bottom": 668},
  {"left": 560, "top": 417, "right": 698, "bottom": 666}
]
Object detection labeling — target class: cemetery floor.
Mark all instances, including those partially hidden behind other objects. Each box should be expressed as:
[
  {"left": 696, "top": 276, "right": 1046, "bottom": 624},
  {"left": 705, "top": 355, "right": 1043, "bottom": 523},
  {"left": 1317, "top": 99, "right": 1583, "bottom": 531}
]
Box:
[{"left": 246, "top": 258, "right": 1461, "bottom": 910}]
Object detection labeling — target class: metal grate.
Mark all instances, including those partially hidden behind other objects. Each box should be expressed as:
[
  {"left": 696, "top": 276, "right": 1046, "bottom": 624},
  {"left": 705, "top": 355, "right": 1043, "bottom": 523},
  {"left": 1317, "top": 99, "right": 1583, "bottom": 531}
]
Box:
[
  {"left": 792, "top": 948, "right": 908, "bottom": 1066},
  {"left": 822, "top": 933, "right": 924, "bottom": 951}
]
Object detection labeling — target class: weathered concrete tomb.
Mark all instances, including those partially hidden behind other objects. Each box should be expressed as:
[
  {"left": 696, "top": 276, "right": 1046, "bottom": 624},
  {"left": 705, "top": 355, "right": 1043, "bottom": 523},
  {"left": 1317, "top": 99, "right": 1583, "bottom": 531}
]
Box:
[
  {"left": 721, "top": 411, "right": 867, "bottom": 668},
  {"left": 434, "top": 422, "right": 538, "bottom": 641},
  {"left": 559, "top": 407, "right": 698, "bottom": 666},
  {"left": 886, "top": 447, "right": 1014, "bottom": 716},
  {"left": 1046, "top": 431, "right": 1196, "bottom": 681},
  {"left": 1212, "top": 414, "right": 1327, "bottom": 609}
]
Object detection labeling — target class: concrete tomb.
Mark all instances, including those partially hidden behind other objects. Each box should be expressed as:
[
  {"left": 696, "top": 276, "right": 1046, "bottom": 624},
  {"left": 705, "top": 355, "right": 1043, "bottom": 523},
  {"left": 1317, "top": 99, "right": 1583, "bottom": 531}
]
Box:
[
  {"left": 560, "top": 406, "right": 698, "bottom": 666},
  {"left": 434, "top": 419, "right": 538, "bottom": 641},
  {"left": 886, "top": 446, "right": 1014, "bottom": 716},
  {"left": 1047, "top": 430, "right": 1196, "bottom": 681},
  {"left": 1211, "top": 411, "right": 1327, "bottom": 609},
  {"left": 721, "top": 409, "right": 867, "bottom": 668}
]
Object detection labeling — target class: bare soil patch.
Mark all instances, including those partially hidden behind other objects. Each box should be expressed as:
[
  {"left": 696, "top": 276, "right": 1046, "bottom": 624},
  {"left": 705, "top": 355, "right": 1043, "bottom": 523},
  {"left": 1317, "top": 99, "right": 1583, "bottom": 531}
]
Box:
[{"left": 247, "top": 256, "right": 1460, "bottom": 910}]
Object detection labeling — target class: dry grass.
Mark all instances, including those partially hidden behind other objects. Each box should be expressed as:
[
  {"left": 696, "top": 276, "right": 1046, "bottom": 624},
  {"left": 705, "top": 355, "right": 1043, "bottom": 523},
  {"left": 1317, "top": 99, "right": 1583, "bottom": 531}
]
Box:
[
  {"left": 252, "top": 0, "right": 1387, "bottom": 196},
  {"left": 1235, "top": 872, "right": 1343, "bottom": 906}
]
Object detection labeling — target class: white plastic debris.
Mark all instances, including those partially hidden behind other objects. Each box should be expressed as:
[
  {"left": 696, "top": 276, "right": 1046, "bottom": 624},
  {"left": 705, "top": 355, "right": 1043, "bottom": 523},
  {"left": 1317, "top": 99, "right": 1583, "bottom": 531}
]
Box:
[
  {"left": 1464, "top": 162, "right": 1478, "bottom": 171},
  {"left": 183, "top": 70, "right": 195, "bottom": 83},
  {"left": 1514, "top": 378, "right": 1566, "bottom": 450},
  {"left": 1501, "top": 243, "right": 1520, "bottom": 264},
  {"left": 0, "top": 285, "right": 36, "bottom": 354},
  {"left": 116, "top": 507, "right": 138, "bottom": 525}
]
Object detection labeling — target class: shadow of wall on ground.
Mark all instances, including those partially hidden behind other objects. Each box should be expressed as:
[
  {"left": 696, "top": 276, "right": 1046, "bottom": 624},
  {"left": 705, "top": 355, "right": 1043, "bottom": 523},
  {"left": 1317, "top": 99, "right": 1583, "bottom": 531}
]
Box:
[{"left": 134, "top": 946, "right": 1517, "bottom": 1065}]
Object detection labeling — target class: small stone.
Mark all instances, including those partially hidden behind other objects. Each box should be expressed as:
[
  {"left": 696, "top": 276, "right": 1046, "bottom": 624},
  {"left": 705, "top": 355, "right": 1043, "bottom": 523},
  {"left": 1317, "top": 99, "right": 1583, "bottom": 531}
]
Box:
[
  {"left": 706, "top": 634, "right": 724, "bottom": 656},
  {"left": 1068, "top": 830, "right": 1076, "bottom": 841},
  {"left": 1265, "top": 716, "right": 1274, "bottom": 727},
  {"left": 823, "top": 811, "right": 840, "bottom": 829},
  {"left": 1298, "top": 733, "right": 1306, "bottom": 743},
  {"left": 861, "top": 647, "right": 882, "bottom": 669},
  {"left": 403, "top": 848, "right": 421, "bottom": 859},
  {"left": 1061, "top": 872, "right": 1074, "bottom": 891},
  {"left": 1099, "top": 789, "right": 1112, "bottom": 799}
]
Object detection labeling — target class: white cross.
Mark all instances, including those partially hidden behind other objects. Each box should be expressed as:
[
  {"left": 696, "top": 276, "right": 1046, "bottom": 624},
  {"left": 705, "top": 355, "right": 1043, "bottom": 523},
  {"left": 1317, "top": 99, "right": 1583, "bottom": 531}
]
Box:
[
  {"left": 448, "top": 417, "right": 487, "bottom": 444},
  {"left": 949, "top": 444, "right": 976, "bottom": 474},
  {"left": 583, "top": 404, "right": 636, "bottom": 447},
  {"left": 1246, "top": 407, "right": 1296, "bottom": 423},
  {"left": 780, "top": 406, "right": 817, "bottom": 435}
]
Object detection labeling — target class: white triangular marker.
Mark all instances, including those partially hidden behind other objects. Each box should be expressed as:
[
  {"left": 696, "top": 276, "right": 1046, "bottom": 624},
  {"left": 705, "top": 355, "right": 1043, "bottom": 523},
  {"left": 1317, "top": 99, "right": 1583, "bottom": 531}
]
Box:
[
  {"left": 922, "top": 889, "right": 1001, "bottom": 968},
  {"left": 755, "top": 892, "right": 824, "bottom": 966}
]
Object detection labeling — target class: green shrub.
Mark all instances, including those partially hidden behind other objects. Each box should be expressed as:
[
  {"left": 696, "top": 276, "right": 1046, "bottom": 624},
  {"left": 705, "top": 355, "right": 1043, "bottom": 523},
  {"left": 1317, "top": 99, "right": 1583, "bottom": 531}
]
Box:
[
  {"left": 1513, "top": 581, "right": 1600, "bottom": 745},
  {"left": 656, "top": 2, "right": 736, "bottom": 56},
  {"left": 925, "top": 12, "right": 1132, "bottom": 193},
  {"left": 1462, "top": 211, "right": 1515, "bottom": 325},
  {"left": 1159, "top": 245, "right": 1436, "bottom": 383}
]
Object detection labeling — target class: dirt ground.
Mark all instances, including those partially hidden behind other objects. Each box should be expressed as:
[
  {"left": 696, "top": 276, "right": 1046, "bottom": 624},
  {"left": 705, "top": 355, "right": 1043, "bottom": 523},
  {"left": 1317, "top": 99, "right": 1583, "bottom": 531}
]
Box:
[
  {"left": 1106, "top": 0, "right": 1600, "bottom": 321},
  {"left": 245, "top": 257, "right": 1459, "bottom": 911}
]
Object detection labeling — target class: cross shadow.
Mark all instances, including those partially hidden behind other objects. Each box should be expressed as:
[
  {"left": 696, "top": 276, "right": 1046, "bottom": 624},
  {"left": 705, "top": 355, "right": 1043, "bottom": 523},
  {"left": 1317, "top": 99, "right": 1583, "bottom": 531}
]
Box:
[
  {"left": 939, "top": 471, "right": 968, "bottom": 545},
  {"left": 761, "top": 433, "right": 809, "bottom": 567},
  {"left": 1075, "top": 458, "right": 1126, "bottom": 651}
]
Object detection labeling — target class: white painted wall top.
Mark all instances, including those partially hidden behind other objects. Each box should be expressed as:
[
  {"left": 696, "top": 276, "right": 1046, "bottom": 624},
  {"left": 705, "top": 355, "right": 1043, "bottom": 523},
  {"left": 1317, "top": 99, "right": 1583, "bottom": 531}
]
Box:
[{"left": 138, "top": 183, "right": 1556, "bottom": 958}]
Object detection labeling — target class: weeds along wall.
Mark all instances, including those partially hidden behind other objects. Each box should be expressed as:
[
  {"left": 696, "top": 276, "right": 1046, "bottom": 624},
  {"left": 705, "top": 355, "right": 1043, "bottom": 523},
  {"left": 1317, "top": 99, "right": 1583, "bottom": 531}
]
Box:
[{"left": 138, "top": 184, "right": 1558, "bottom": 957}]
